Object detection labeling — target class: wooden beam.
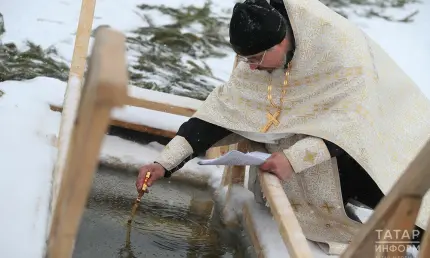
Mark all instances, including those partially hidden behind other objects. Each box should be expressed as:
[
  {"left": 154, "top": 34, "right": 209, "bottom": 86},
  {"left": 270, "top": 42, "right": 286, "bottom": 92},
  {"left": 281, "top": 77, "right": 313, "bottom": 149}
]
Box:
[
  {"left": 50, "top": 0, "right": 97, "bottom": 220},
  {"left": 46, "top": 27, "right": 128, "bottom": 258},
  {"left": 341, "top": 138, "right": 430, "bottom": 258},
  {"left": 374, "top": 197, "right": 421, "bottom": 258},
  {"left": 125, "top": 96, "right": 197, "bottom": 117},
  {"left": 243, "top": 204, "right": 265, "bottom": 258},
  {"left": 259, "top": 172, "right": 313, "bottom": 258},
  {"left": 223, "top": 141, "right": 248, "bottom": 186},
  {"left": 50, "top": 104, "right": 177, "bottom": 138},
  {"left": 220, "top": 141, "right": 248, "bottom": 227},
  {"left": 111, "top": 119, "right": 176, "bottom": 138}
]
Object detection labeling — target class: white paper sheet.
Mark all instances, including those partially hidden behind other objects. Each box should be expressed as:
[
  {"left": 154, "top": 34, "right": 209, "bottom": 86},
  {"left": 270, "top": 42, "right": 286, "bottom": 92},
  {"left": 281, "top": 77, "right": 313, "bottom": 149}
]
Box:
[{"left": 198, "top": 150, "right": 271, "bottom": 166}]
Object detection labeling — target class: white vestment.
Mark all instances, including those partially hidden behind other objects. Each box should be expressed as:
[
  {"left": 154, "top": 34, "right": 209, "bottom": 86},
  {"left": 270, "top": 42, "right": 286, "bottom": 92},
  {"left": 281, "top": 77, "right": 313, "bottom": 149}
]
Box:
[{"left": 154, "top": 0, "right": 430, "bottom": 254}]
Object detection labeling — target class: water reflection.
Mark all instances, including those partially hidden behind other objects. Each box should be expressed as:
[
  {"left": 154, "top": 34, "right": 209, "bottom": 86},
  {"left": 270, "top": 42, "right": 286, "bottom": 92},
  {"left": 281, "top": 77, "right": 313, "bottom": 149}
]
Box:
[
  {"left": 118, "top": 222, "right": 136, "bottom": 258},
  {"left": 73, "top": 169, "right": 244, "bottom": 258}
]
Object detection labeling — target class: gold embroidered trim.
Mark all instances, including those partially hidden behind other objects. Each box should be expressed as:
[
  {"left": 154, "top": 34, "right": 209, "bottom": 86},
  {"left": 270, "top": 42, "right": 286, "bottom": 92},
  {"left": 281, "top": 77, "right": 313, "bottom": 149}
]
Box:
[
  {"left": 283, "top": 137, "right": 331, "bottom": 173},
  {"left": 191, "top": 0, "right": 430, "bottom": 230},
  {"left": 154, "top": 136, "right": 193, "bottom": 170}
]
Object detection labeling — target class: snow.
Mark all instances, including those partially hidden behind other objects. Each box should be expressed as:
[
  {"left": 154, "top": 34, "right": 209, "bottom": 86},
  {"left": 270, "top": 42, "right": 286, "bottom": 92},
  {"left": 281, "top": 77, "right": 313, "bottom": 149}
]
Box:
[
  {"left": 0, "top": 78, "right": 61, "bottom": 258},
  {"left": 0, "top": 76, "right": 223, "bottom": 257},
  {"left": 51, "top": 74, "right": 82, "bottom": 215},
  {"left": 0, "top": 0, "right": 235, "bottom": 81},
  {"left": 100, "top": 135, "right": 224, "bottom": 189},
  {"left": 0, "top": 0, "right": 429, "bottom": 257},
  {"left": 214, "top": 185, "right": 341, "bottom": 257},
  {"left": 348, "top": 3, "right": 430, "bottom": 98}
]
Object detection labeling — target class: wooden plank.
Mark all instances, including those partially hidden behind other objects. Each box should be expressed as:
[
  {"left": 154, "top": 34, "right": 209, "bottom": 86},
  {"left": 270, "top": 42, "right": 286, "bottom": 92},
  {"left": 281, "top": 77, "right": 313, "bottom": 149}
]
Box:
[
  {"left": 110, "top": 119, "right": 176, "bottom": 138},
  {"left": 341, "top": 197, "right": 421, "bottom": 258},
  {"left": 259, "top": 172, "right": 313, "bottom": 258},
  {"left": 51, "top": 52, "right": 234, "bottom": 139},
  {"left": 221, "top": 166, "right": 232, "bottom": 187},
  {"left": 50, "top": 104, "right": 177, "bottom": 138},
  {"left": 341, "top": 138, "right": 430, "bottom": 258},
  {"left": 243, "top": 204, "right": 265, "bottom": 258},
  {"left": 205, "top": 146, "right": 223, "bottom": 159},
  {"left": 226, "top": 141, "right": 248, "bottom": 186},
  {"left": 222, "top": 141, "right": 248, "bottom": 227},
  {"left": 374, "top": 197, "right": 421, "bottom": 258},
  {"left": 46, "top": 27, "right": 128, "bottom": 258},
  {"left": 125, "top": 96, "right": 197, "bottom": 117},
  {"left": 50, "top": 0, "right": 96, "bottom": 219}
]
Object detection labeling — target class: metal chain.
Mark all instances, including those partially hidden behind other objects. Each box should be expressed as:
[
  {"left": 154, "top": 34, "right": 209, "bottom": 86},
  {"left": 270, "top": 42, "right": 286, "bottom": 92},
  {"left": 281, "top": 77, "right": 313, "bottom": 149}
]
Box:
[{"left": 267, "top": 62, "right": 292, "bottom": 111}]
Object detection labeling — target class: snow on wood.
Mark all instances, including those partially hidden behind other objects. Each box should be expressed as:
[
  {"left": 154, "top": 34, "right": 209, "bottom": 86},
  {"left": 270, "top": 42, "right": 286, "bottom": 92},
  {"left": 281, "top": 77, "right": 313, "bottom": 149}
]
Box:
[
  {"left": 0, "top": 76, "right": 223, "bottom": 258},
  {"left": 99, "top": 135, "right": 224, "bottom": 188},
  {"left": 127, "top": 86, "right": 202, "bottom": 113},
  {"left": 50, "top": 0, "right": 96, "bottom": 233},
  {"left": 47, "top": 79, "right": 199, "bottom": 134},
  {"left": 47, "top": 27, "right": 129, "bottom": 258},
  {"left": 214, "top": 185, "right": 336, "bottom": 258},
  {"left": 259, "top": 172, "right": 313, "bottom": 257},
  {"left": 49, "top": 83, "right": 203, "bottom": 117},
  {"left": 50, "top": 74, "right": 82, "bottom": 226}
]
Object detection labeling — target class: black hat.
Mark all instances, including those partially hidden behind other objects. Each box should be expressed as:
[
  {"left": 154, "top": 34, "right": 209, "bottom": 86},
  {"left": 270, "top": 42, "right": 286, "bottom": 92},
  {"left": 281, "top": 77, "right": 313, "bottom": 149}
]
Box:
[{"left": 229, "top": 0, "right": 287, "bottom": 56}]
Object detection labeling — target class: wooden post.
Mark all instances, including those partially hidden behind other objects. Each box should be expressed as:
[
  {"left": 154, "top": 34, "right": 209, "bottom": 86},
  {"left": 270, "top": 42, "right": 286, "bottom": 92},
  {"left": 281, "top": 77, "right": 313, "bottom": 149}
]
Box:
[
  {"left": 341, "top": 138, "right": 430, "bottom": 258},
  {"left": 51, "top": 0, "right": 97, "bottom": 217},
  {"left": 222, "top": 141, "right": 248, "bottom": 226},
  {"left": 259, "top": 172, "right": 313, "bottom": 258},
  {"left": 46, "top": 27, "right": 128, "bottom": 258},
  {"left": 242, "top": 205, "right": 265, "bottom": 258}
]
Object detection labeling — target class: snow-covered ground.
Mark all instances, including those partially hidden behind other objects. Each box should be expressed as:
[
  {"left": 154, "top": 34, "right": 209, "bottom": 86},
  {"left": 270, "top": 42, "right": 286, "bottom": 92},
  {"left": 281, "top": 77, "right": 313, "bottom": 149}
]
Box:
[
  {"left": 0, "top": 76, "right": 224, "bottom": 257},
  {"left": 1, "top": 0, "right": 429, "bottom": 94},
  {"left": 0, "top": 0, "right": 429, "bottom": 257}
]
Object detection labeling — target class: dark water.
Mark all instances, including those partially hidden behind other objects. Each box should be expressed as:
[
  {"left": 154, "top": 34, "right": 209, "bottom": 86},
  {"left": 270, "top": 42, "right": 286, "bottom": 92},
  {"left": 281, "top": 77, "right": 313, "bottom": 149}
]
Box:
[{"left": 72, "top": 167, "right": 245, "bottom": 258}]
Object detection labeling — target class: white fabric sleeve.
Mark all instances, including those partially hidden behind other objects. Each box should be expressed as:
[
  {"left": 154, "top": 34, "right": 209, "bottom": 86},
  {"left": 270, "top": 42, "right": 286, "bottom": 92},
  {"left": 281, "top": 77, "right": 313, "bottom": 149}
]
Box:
[
  {"left": 283, "top": 137, "right": 331, "bottom": 173},
  {"left": 154, "top": 136, "right": 194, "bottom": 171}
]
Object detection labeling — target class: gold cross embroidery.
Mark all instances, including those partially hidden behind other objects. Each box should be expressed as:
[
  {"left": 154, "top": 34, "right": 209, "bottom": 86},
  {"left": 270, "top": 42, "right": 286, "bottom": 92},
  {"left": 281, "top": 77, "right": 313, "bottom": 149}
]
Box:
[
  {"left": 260, "top": 110, "right": 281, "bottom": 133},
  {"left": 290, "top": 201, "right": 301, "bottom": 211},
  {"left": 321, "top": 202, "right": 335, "bottom": 214},
  {"left": 303, "top": 150, "right": 317, "bottom": 163}
]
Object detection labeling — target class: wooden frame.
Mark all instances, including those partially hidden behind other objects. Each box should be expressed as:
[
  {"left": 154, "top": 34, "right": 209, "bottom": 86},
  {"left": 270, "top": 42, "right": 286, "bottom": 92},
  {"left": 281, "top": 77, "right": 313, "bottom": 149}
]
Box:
[
  {"left": 49, "top": 103, "right": 179, "bottom": 138},
  {"left": 46, "top": 27, "right": 128, "bottom": 258},
  {"left": 258, "top": 172, "right": 313, "bottom": 257},
  {"left": 50, "top": 0, "right": 97, "bottom": 219},
  {"left": 46, "top": 0, "right": 430, "bottom": 257},
  {"left": 341, "top": 139, "right": 430, "bottom": 258}
]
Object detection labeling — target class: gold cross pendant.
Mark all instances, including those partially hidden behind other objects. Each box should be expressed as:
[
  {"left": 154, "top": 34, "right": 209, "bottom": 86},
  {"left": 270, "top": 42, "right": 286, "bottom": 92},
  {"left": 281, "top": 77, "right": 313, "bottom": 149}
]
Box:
[{"left": 260, "top": 110, "right": 281, "bottom": 133}]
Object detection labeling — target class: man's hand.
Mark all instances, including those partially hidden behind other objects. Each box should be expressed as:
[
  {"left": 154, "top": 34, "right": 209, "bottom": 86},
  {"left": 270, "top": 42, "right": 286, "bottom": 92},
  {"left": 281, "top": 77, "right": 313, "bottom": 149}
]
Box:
[
  {"left": 135, "top": 163, "right": 165, "bottom": 193},
  {"left": 259, "top": 152, "right": 293, "bottom": 181}
]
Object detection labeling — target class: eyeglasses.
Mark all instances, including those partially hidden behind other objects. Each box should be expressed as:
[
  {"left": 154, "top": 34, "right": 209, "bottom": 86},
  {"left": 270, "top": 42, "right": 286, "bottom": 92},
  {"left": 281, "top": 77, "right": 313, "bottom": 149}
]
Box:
[{"left": 237, "top": 50, "right": 267, "bottom": 66}]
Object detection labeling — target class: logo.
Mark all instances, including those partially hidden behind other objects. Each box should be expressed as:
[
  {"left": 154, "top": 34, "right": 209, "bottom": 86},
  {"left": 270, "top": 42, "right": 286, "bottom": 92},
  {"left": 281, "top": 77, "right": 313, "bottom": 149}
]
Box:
[{"left": 374, "top": 229, "right": 420, "bottom": 257}]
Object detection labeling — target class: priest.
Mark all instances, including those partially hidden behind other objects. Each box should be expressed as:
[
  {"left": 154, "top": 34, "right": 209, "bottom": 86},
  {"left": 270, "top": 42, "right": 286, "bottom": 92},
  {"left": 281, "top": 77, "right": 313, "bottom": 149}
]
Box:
[{"left": 136, "top": 0, "right": 430, "bottom": 254}]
